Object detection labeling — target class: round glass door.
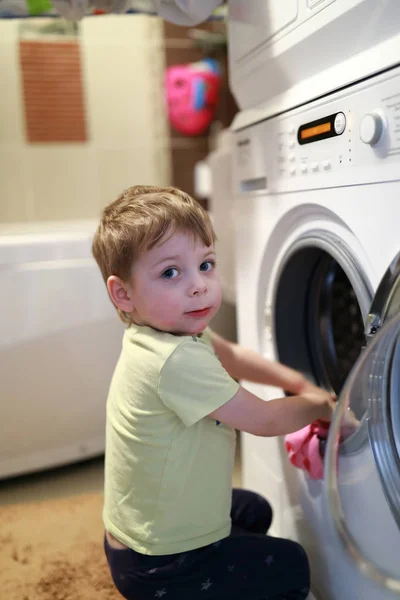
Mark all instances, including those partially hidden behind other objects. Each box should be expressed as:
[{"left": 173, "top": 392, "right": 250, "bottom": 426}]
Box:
[{"left": 325, "top": 257, "right": 400, "bottom": 590}]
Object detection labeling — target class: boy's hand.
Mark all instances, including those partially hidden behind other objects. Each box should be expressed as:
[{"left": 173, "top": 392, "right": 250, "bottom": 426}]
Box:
[
  {"left": 300, "top": 379, "right": 360, "bottom": 436},
  {"left": 301, "top": 390, "right": 337, "bottom": 422},
  {"left": 298, "top": 378, "right": 336, "bottom": 401},
  {"left": 340, "top": 407, "right": 360, "bottom": 439}
]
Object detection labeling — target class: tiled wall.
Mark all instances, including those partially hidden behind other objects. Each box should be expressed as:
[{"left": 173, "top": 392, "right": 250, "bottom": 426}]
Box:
[
  {"left": 20, "top": 39, "right": 88, "bottom": 143},
  {"left": 0, "top": 15, "right": 172, "bottom": 224}
]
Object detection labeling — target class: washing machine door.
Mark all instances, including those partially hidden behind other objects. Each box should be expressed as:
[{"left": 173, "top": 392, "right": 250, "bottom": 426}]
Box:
[{"left": 325, "top": 252, "right": 400, "bottom": 592}]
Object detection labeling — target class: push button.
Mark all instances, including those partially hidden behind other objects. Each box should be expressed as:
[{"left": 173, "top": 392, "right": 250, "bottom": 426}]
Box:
[
  {"left": 334, "top": 112, "right": 346, "bottom": 135},
  {"left": 322, "top": 161, "right": 331, "bottom": 170},
  {"left": 311, "top": 162, "right": 319, "bottom": 172},
  {"left": 300, "top": 164, "right": 308, "bottom": 174}
]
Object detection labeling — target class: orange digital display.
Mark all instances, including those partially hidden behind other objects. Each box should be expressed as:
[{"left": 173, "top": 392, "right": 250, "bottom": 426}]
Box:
[{"left": 300, "top": 122, "right": 331, "bottom": 140}]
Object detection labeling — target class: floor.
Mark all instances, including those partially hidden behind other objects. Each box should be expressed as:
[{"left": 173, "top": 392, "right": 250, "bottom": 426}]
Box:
[
  {"left": 0, "top": 444, "right": 319, "bottom": 599},
  {"left": 0, "top": 435, "right": 242, "bottom": 507},
  {"left": 0, "top": 455, "right": 107, "bottom": 506}
]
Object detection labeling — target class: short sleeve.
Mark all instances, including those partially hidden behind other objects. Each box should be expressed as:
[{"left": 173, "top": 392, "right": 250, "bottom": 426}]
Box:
[{"left": 158, "top": 339, "right": 239, "bottom": 427}]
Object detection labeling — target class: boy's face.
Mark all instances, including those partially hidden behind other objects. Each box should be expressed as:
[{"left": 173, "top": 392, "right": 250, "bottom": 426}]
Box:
[{"left": 127, "top": 229, "right": 222, "bottom": 335}]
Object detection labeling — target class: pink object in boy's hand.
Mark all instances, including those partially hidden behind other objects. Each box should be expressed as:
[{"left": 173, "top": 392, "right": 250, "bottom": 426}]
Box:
[
  {"left": 285, "top": 411, "right": 359, "bottom": 480},
  {"left": 284, "top": 420, "right": 330, "bottom": 480}
]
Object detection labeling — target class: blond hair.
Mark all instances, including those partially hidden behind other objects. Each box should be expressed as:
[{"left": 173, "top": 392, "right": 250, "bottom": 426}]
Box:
[{"left": 92, "top": 185, "right": 216, "bottom": 323}]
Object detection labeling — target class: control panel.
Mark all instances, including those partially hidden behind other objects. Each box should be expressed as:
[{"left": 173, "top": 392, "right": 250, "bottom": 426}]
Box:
[
  {"left": 234, "top": 66, "right": 400, "bottom": 192},
  {"left": 275, "top": 109, "right": 352, "bottom": 179}
]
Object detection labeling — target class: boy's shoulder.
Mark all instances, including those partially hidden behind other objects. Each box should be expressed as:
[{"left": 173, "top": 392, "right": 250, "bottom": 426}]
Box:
[{"left": 123, "top": 324, "right": 213, "bottom": 363}]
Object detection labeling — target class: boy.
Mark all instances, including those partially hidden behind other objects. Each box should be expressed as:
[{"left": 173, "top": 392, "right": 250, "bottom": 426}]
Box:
[{"left": 92, "top": 185, "right": 336, "bottom": 600}]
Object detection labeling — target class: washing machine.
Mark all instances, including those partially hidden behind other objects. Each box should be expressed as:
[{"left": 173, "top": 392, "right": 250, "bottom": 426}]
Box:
[
  {"left": 232, "top": 63, "right": 400, "bottom": 599},
  {"left": 229, "top": 0, "right": 400, "bottom": 113},
  {"left": 0, "top": 220, "right": 124, "bottom": 479}
]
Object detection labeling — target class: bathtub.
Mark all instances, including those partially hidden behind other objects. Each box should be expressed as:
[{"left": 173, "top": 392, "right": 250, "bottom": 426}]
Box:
[{"left": 0, "top": 220, "right": 124, "bottom": 478}]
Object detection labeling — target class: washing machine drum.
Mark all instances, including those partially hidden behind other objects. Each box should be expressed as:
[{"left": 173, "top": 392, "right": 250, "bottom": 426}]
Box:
[{"left": 273, "top": 246, "right": 367, "bottom": 398}]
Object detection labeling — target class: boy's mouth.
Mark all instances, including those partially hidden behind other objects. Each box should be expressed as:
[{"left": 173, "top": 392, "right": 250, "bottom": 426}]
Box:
[{"left": 186, "top": 307, "right": 211, "bottom": 318}]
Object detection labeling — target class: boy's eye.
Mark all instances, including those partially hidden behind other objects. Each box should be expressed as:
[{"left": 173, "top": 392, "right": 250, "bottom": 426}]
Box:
[
  {"left": 200, "top": 260, "right": 215, "bottom": 272},
  {"left": 162, "top": 267, "right": 179, "bottom": 279}
]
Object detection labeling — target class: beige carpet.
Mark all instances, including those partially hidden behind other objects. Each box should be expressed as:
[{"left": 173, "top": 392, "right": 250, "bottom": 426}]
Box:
[{"left": 0, "top": 493, "right": 120, "bottom": 600}]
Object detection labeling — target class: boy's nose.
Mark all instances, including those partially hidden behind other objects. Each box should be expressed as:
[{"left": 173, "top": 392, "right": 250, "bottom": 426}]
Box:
[{"left": 189, "top": 274, "right": 207, "bottom": 296}]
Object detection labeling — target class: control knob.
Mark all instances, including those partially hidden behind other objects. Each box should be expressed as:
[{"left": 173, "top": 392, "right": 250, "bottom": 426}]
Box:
[{"left": 359, "top": 111, "right": 386, "bottom": 146}]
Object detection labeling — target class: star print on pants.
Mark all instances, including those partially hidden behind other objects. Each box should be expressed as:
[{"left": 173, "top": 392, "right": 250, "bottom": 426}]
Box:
[
  {"left": 201, "top": 578, "right": 213, "bottom": 591},
  {"left": 155, "top": 589, "right": 167, "bottom": 597},
  {"left": 264, "top": 555, "right": 274, "bottom": 566},
  {"left": 177, "top": 554, "right": 187, "bottom": 566}
]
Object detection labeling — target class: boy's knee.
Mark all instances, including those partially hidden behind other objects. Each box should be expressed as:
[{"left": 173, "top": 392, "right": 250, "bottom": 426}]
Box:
[
  {"left": 237, "top": 490, "right": 273, "bottom": 533},
  {"left": 290, "top": 541, "right": 310, "bottom": 590},
  {"left": 254, "top": 493, "right": 273, "bottom": 532},
  {"left": 288, "top": 539, "right": 309, "bottom": 564}
]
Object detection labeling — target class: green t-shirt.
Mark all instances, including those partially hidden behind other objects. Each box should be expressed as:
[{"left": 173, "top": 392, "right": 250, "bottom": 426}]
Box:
[{"left": 103, "top": 324, "right": 240, "bottom": 555}]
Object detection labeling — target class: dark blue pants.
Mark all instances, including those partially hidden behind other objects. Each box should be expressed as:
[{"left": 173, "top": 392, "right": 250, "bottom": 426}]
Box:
[{"left": 104, "top": 489, "right": 310, "bottom": 600}]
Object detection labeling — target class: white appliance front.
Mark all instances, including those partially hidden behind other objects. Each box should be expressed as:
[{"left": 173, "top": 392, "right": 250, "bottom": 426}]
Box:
[
  {"left": 228, "top": 0, "right": 400, "bottom": 114},
  {"left": 0, "top": 221, "right": 124, "bottom": 479},
  {"left": 233, "top": 65, "right": 400, "bottom": 599}
]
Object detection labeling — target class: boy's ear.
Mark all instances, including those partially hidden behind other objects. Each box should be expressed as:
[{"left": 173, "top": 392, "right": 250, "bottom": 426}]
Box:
[{"left": 107, "top": 276, "right": 135, "bottom": 314}]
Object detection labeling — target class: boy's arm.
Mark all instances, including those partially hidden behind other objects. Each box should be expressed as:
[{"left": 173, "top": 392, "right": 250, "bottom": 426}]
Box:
[
  {"left": 209, "top": 386, "right": 337, "bottom": 437},
  {"left": 209, "top": 333, "right": 358, "bottom": 437},
  {"left": 210, "top": 331, "right": 318, "bottom": 396}
]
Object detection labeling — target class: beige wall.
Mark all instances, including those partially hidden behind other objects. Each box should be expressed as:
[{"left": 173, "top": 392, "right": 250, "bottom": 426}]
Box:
[{"left": 0, "top": 15, "right": 171, "bottom": 224}]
